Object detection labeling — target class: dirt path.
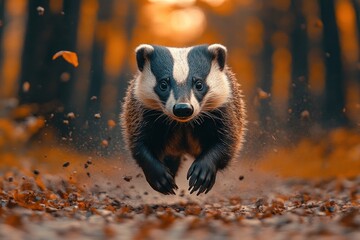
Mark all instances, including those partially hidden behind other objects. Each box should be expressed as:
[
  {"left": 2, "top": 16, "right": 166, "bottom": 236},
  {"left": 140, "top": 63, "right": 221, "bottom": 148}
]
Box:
[{"left": 0, "top": 150, "right": 359, "bottom": 240}]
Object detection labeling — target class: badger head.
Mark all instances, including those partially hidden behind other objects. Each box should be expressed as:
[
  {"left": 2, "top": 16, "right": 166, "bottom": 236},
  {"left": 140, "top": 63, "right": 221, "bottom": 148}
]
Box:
[{"left": 134, "top": 44, "right": 231, "bottom": 123}]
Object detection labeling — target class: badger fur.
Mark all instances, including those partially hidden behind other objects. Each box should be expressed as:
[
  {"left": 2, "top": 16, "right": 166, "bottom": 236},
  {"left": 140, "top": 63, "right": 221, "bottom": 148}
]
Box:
[{"left": 121, "top": 44, "right": 246, "bottom": 195}]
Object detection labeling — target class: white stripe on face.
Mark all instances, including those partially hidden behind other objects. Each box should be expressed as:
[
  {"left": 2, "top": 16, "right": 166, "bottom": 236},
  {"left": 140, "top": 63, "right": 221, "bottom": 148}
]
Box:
[
  {"left": 168, "top": 47, "right": 193, "bottom": 84},
  {"left": 202, "top": 62, "right": 231, "bottom": 111},
  {"left": 134, "top": 62, "right": 162, "bottom": 110}
]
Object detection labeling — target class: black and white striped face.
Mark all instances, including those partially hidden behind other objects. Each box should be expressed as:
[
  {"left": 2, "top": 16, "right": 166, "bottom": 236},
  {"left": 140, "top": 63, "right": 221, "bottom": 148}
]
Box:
[{"left": 134, "top": 44, "right": 231, "bottom": 122}]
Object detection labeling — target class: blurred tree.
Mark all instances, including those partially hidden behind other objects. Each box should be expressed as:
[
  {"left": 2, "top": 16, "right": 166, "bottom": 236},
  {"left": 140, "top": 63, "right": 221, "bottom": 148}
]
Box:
[
  {"left": 288, "top": 0, "right": 311, "bottom": 137},
  {"left": 116, "top": 0, "right": 136, "bottom": 107},
  {"left": 60, "top": 0, "right": 81, "bottom": 113},
  {"left": 259, "top": 1, "right": 275, "bottom": 134},
  {"left": 351, "top": 0, "right": 360, "bottom": 87},
  {"left": 319, "top": 0, "right": 348, "bottom": 127},
  {"left": 79, "top": 0, "right": 114, "bottom": 151},
  {"left": 352, "top": 0, "right": 360, "bottom": 35},
  {"left": 0, "top": 0, "right": 4, "bottom": 68},
  {"left": 18, "top": 0, "right": 80, "bottom": 107},
  {"left": 18, "top": 0, "right": 80, "bottom": 141}
]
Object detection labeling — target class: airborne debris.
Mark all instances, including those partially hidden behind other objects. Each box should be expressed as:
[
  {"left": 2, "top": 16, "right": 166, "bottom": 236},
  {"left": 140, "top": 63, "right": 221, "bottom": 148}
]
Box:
[
  {"left": 67, "top": 112, "right": 75, "bottom": 119},
  {"left": 257, "top": 88, "right": 271, "bottom": 99},
  {"left": 22, "top": 82, "right": 30, "bottom": 92},
  {"left": 101, "top": 139, "right": 109, "bottom": 147},
  {"left": 123, "top": 176, "right": 133, "bottom": 182},
  {"left": 94, "top": 113, "right": 101, "bottom": 119},
  {"left": 60, "top": 72, "right": 71, "bottom": 82},
  {"left": 301, "top": 110, "right": 310, "bottom": 119},
  {"left": 33, "top": 170, "right": 40, "bottom": 175},
  {"left": 52, "top": 51, "right": 79, "bottom": 67},
  {"left": 107, "top": 120, "right": 116, "bottom": 129},
  {"left": 62, "top": 162, "right": 70, "bottom": 167},
  {"left": 90, "top": 96, "right": 98, "bottom": 101},
  {"left": 36, "top": 6, "right": 45, "bottom": 15}
]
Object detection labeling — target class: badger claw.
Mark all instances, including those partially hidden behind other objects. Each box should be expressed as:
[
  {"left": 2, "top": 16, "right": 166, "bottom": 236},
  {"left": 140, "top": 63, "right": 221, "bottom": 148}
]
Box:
[
  {"left": 187, "top": 160, "right": 217, "bottom": 195},
  {"left": 144, "top": 163, "right": 178, "bottom": 195}
]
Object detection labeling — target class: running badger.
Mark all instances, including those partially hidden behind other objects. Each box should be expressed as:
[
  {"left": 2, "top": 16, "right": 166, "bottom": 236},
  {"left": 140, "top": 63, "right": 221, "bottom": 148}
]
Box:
[{"left": 121, "top": 44, "right": 246, "bottom": 195}]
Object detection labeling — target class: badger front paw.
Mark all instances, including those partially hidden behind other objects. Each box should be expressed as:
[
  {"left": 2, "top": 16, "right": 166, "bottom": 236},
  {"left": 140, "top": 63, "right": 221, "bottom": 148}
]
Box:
[
  {"left": 187, "top": 160, "right": 217, "bottom": 195},
  {"left": 143, "top": 163, "right": 178, "bottom": 195}
]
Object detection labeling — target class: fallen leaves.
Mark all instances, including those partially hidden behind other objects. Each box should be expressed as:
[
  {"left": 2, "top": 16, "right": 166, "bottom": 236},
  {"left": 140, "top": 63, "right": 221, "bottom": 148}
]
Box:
[
  {"left": 52, "top": 51, "right": 79, "bottom": 67},
  {"left": 0, "top": 127, "right": 359, "bottom": 239},
  {"left": 0, "top": 166, "right": 359, "bottom": 239}
]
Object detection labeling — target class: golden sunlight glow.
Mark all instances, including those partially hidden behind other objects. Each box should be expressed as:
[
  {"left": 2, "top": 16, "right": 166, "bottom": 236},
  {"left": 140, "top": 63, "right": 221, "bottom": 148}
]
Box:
[
  {"left": 170, "top": 8, "right": 204, "bottom": 32},
  {"left": 335, "top": 0, "right": 359, "bottom": 63},
  {"left": 170, "top": 7, "right": 206, "bottom": 43},
  {"left": 201, "top": 0, "right": 227, "bottom": 7},
  {"left": 142, "top": 3, "right": 206, "bottom": 45},
  {"left": 148, "top": 0, "right": 196, "bottom": 6}
]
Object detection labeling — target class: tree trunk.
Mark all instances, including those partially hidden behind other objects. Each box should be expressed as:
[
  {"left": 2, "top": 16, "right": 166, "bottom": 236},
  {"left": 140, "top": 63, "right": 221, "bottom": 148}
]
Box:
[
  {"left": 288, "top": 0, "right": 311, "bottom": 137},
  {"left": 117, "top": 0, "right": 136, "bottom": 106},
  {"left": 351, "top": 0, "right": 360, "bottom": 87},
  {"left": 59, "top": 0, "right": 81, "bottom": 110},
  {"left": 319, "top": 0, "right": 348, "bottom": 127},
  {"left": 0, "top": 0, "right": 4, "bottom": 68},
  {"left": 19, "top": 0, "right": 54, "bottom": 104},
  {"left": 18, "top": 0, "right": 80, "bottom": 106},
  {"left": 79, "top": 0, "right": 114, "bottom": 151},
  {"left": 259, "top": 2, "right": 275, "bottom": 134}
]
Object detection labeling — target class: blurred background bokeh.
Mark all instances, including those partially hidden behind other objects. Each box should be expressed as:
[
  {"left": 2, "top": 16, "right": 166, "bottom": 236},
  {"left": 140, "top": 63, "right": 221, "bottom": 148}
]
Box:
[{"left": 0, "top": 0, "right": 359, "bottom": 178}]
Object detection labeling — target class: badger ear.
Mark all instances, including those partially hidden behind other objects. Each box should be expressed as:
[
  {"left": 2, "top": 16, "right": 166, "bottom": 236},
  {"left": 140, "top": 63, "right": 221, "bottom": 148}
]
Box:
[
  {"left": 208, "top": 44, "right": 227, "bottom": 71},
  {"left": 135, "top": 44, "right": 154, "bottom": 72}
]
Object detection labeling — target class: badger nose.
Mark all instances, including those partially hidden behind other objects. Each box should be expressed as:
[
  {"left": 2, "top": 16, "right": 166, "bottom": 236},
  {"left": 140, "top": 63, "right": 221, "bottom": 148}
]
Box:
[{"left": 173, "top": 103, "right": 194, "bottom": 118}]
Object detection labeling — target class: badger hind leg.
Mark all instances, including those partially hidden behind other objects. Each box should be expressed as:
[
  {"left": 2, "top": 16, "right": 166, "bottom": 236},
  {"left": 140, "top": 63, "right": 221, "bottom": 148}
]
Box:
[{"left": 163, "top": 156, "right": 181, "bottom": 178}]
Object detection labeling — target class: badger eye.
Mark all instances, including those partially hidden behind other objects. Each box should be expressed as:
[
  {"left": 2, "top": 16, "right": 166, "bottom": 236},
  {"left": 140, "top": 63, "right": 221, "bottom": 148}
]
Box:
[
  {"left": 159, "top": 79, "right": 169, "bottom": 91},
  {"left": 194, "top": 80, "right": 204, "bottom": 91}
]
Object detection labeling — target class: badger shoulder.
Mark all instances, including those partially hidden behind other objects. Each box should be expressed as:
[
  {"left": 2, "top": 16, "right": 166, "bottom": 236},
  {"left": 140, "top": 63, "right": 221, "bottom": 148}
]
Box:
[
  {"left": 120, "top": 76, "right": 145, "bottom": 150},
  {"left": 222, "top": 67, "right": 247, "bottom": 155}
]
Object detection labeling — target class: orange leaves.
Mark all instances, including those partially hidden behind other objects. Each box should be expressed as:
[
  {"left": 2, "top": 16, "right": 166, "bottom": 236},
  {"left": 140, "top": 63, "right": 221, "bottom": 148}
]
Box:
[{"left": 52, "top": 51, "right": 79, "bottom": 67}]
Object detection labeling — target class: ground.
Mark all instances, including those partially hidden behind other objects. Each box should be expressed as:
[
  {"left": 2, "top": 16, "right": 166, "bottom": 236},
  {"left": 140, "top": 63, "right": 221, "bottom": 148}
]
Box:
[{"left": 0, "top": 121, "right": 360, "bottom": 239}]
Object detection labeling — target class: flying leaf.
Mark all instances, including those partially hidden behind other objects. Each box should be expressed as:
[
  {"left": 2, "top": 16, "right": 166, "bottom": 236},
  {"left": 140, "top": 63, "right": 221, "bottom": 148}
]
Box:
[{"left": 52, "top": 51, "right": 79, "bottom": 67}]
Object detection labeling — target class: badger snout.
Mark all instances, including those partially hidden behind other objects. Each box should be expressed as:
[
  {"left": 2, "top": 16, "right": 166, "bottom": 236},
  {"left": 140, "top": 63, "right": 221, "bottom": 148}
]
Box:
[{"left": 173, "top": 103, "right": 194, "bottom": 118}]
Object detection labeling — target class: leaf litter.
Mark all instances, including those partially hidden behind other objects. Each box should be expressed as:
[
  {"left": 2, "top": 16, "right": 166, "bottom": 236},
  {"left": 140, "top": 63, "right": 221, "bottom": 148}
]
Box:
[
  {"left": 0, "top": 155, "right": 359, "bottom": 239},
  {"left": 0, "top": 124, "right": 359, "bottom": 239}
]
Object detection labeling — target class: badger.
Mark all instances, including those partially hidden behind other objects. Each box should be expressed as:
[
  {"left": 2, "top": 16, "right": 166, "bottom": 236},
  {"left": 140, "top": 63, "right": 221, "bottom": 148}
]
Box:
[{"left": 121, "top": 44, "right": 246, "bottom": 195}]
